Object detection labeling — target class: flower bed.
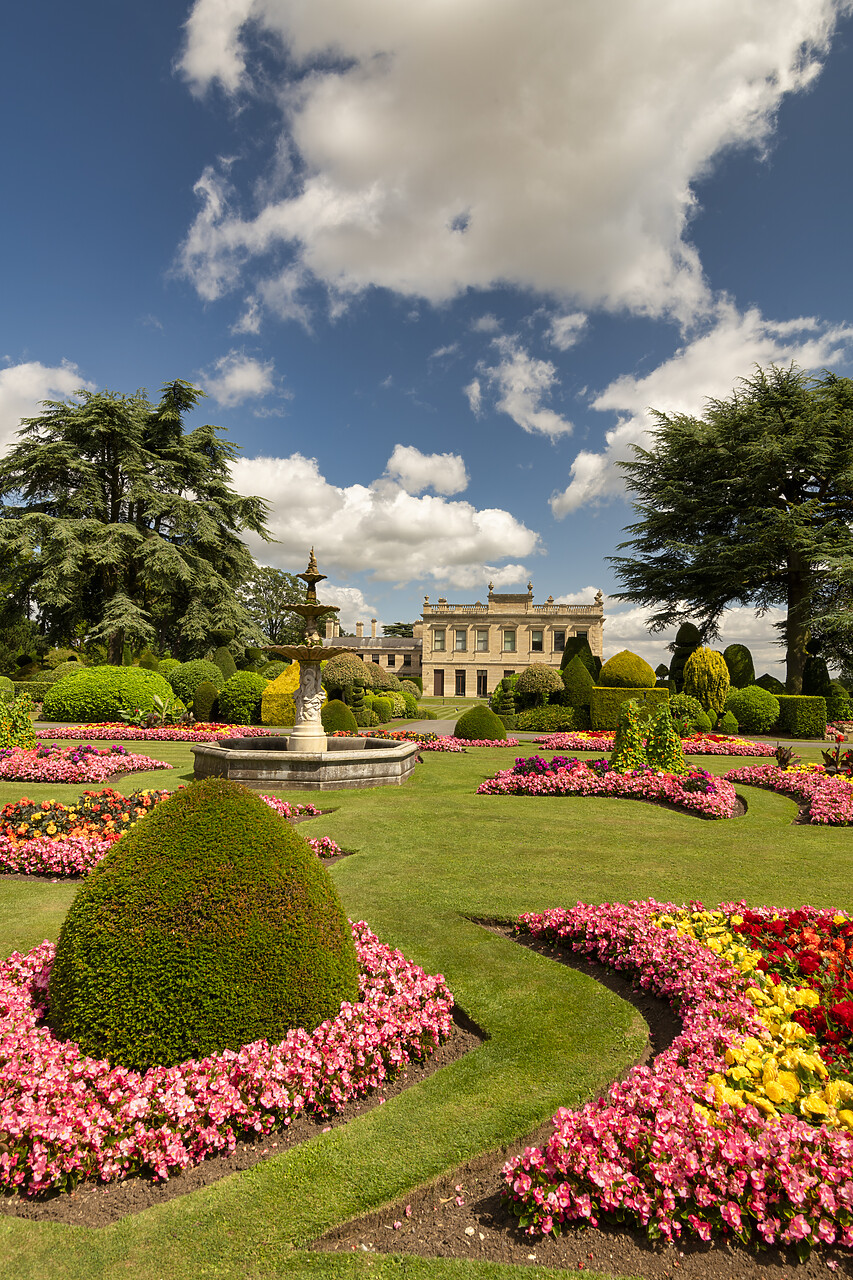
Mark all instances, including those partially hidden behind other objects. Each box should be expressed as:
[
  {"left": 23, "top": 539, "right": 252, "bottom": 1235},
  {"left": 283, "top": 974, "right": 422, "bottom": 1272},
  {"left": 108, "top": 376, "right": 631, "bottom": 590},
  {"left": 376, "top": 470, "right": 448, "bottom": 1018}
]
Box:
[
  {"left": 331, "top": 730, "right": 518, "bottom": 751},
  {"left": 536, "top": 731, "right": 775, "bottom": 757},
  {"left": 0, "top": 922, "right": 453, "bottom": 1194},
  {"left": 477, "top": 756, "right": 737, "bottom": 819},
  {"left": 0, "top": 743, "right": 172, "bottom": 784},
  {"left": 504, "top": 900, "right": 853, "bottom": 1254},
  {"left": 36, "top": 724, "right": 273, "bottom": 742},
  {"left": 725, "top": 764, "right": 853, "bottom": 825},
  {"left": 0, "top": 791, "right": 334, "bottom": 875}
]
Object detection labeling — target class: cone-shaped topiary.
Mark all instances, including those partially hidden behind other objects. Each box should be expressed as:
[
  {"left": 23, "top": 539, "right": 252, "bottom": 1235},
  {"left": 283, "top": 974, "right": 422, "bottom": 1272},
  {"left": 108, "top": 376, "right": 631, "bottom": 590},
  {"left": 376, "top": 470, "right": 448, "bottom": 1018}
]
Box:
[
  {"left": 756, "top": 672, "right": 785, "bottom": 695},
  {"left": 683, "top": 647, "right": 730, "bottom": 715},
  {"left": 720, "top": 710, "right": 739, "bottom": 734},
  {"left": 802, "top": 653, "right": 832, "bottom": 699},
  {"left": 559, "top": 636, "right": 598, "bottom": 678},
  {"left": 192, "top": 679, "right": 220, "bottom": 723},
  {"left": 321, "top": 699, "right": 358, "bottom": 733},
  {"left": 47, "top": 778, "right": 360, "bottom": 1072},
  {"left": 669, "top": 622, "right": 702, "bottom": 692},
  {"left": 644, "top": 704, "right": 688, "bottom": 774},
  {"left": 723, "top": 644, "right": 755, "bottom": 689},
  {"left": 598, "top": 650, "right": 656, "bottom": 689},
  {"left": 609, "top": 699, "right": 648, "bottom": 772},
  {"left": 561, "top": 656, "right": 594, "bottom": 725},
  {"left": 454, "top": 704, "right": 507, "bottom": 740}
]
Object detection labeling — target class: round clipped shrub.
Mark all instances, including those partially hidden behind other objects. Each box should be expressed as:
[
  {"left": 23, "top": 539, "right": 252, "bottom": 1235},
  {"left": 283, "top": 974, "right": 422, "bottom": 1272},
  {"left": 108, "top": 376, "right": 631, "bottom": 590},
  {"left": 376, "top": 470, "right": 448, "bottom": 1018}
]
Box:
[
  {"left": 217, "top": 671, "right": 268, "bottom": 725},
  {"left": 372, "top": 695, "right": 393, "bottom": 723},
  {"left": 400, "top": 689, "right": 419, "bottom": 718},
  {"left": 667, "top": 692, "right": 705, "bottom": 729},
  {"left": 47, "top": 778, "right": 360, "bottom": 1071},
  {"left": 694, "top": 709, "right": 713, "bottom": 732},
  {"left": 454, "top": 704, "right": 507, "bottom": 741},
  {"left": 725, "top": 685, "right": 780, "bottom": 734},
  {"left": 45, "top": 647, "right": 82, "bottom": 670},
  {"left": 212, "top": 645, "right": 238, "bottom": 682},
  {"left": 0, "top": 675, "right": 14, "bottom": 706},
  {"left": 322, "top": 652, "right": 368, "bottom": 697},
  {"left": 723, "top": 644, "right": 755, "bottom": 689},
  {"left": 371, "top": 665, "right": 402, "bottom": 692},
  {"left": 598, "top": 650, "right": 656, "bottom": 689},
  {"left": 157, "top": 657, "right": 182, "bottom": 681},
  {"left": 167, "top": 660, "right": 226, "bottom": 705},
  {"left": 137, "top": 650, "right": 160, "bottom": 672},
  {"left": 683, "top": 647, "right": 730, "bottom": 715},
  {"left": 827, "top": 680, "right": 851, "bottom": 723},
  {"left": 400, "top": 679, "right": 422, "bottom": 701},
  {"left": 719, "top": 710, "right": 739, "bottom": 734},
  {"left": 42, "top": 666, "right": 175, "bottom": 723},
  {"left": 192, "top": 679, "right": 220, "bottom": 723},
  {"left": 515, "top": 663, "right": 564, "bottom": 708},
  {"left": 321, "top": 699, "right": 358, "bottom": 733}
]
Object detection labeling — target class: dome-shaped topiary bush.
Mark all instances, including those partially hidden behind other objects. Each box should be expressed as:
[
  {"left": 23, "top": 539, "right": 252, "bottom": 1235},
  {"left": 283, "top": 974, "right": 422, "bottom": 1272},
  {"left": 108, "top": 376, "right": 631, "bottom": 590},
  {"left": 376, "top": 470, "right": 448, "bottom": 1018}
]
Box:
[
  {"left": 322, "top": 652, "right": 368, "bottom": 697},
  {"left": 597, "top": 650, "right": 656, "bottom": 689},
  {"left": 47, "top": 778, "right": 360, "bottom": 1072},
  {"left": 370, "top": 665, "right": 402, "bottom": 692},
  {"left": 724, "top": 685, "right": 780, "bottom": 733},
  {"left": 217, "top": 671, "right": 268, "bottom": 725},
  {"left": 157, "top": 657, "right": 182, "bottom": 681},
  {"left": 167, "top": 660, "right": 226, "bottom": 705},
  {"left": 0, "top": 675, "right": 14, "bottom": 706},
  {"left": 454, "top": 704, "right": 507, "bottom": 740},
  {"left": 723, "top": 644, "right": 755, "bottom": 689},
  {"left": 321, "top": 699, "right": 358, "bottom": 733},
  {"left": 42, "top": 666, "right": 175, "bottom": 723},
  {"left": 400, "top": 679, "right": 421, "bottom": 701},
  {"left": 667, "top": 692, "right": 705, "bottom": 730},
  {"left": 514, "top": 663, "right": 564, "bottom": 708},
  {"left": 371, "top": 695, "right": 393, "bottom": 723}
]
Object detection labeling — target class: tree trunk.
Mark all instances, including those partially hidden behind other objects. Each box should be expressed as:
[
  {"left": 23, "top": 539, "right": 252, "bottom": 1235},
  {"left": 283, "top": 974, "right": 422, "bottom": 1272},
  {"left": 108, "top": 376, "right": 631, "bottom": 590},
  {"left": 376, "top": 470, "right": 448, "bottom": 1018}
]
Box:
[
  {"left": 107, "top": 629, "right": 124, "bottom": 666},
  {"left": 785, "top": 555, "right": 810, "bottom": 694}
]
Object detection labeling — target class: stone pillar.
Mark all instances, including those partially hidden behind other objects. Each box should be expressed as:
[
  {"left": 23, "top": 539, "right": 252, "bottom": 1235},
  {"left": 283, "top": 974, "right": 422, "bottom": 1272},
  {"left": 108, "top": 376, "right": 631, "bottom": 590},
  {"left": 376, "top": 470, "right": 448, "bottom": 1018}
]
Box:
[{"left": 288, "top": 661, "right": 328, "bottom": 752}]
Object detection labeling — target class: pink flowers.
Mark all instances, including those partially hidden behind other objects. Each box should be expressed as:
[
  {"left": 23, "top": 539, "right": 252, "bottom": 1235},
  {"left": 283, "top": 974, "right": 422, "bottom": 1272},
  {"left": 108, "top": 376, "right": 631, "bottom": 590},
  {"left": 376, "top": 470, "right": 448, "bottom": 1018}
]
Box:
[
  {"left": 536, "top": 732, "right": 775, "bottom": 757},
  {"left": 0, "top": 922, "right": 453, "bottom": 1194},
  {"left": 477, "top": 759, "right": 738, "bottom": 819},
  {"left": 724, "top": 765, "right": 853, "bottom": 825},
  {"left": 0, "top": 744, "right": 172, "bottom": 784},
  {"left": 36, "top": 724, "right": 273, "bottom": 742},
  {"left": 503, "top": 901, "right": 853, "bottom": 1253}
]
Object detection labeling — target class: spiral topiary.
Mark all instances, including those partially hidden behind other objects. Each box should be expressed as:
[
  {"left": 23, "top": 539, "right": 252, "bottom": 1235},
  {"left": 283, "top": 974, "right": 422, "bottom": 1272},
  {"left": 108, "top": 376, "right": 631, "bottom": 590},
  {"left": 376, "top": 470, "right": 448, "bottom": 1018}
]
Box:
[
  {"left": 682, "top": 647, "right": 730, "bottom": 715},
  {"left": 454, "top": 704, "right": 507, "bottom": 741},
  {"left": 47, "top": 778, "right": 360, "bottom": 1072},
  {"left": 598, "top": 650, "right": 656, "bottom": 689}
]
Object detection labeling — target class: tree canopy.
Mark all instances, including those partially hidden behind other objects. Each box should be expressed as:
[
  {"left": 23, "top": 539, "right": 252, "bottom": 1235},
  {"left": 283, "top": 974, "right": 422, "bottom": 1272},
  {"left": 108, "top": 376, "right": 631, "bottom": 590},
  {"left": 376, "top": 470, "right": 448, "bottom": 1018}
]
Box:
[
  {"left": 609, "top": 364, "right": 853, "bottom": 692},
  {"left": 238, "top": 566, "right": 307, "bottom": 646},
  {"left": 0, "top": 381, "right": 270, "bottom": 663}
]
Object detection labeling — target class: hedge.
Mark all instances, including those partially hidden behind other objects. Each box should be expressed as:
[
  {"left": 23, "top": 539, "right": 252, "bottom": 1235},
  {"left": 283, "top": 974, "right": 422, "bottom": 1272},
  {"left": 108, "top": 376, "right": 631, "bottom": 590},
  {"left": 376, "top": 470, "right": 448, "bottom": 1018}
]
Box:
[
  {"left": 13, "top": 681, "right": 54, "bottom": 702},
  {"left": 590, "top": 686, "right": 669, "bottom": 730},
  {"left": 774, "top": 695, "right": 827, "bottom": 740}
]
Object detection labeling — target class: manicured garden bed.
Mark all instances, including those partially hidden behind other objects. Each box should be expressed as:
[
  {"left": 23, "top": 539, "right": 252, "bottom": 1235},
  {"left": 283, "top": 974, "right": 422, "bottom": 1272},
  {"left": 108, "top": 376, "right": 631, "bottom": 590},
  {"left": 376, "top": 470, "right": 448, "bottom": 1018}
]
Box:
[
  {"left": 725, "top": 764, "right": 853, "bottom": 825},
  {"left": 0, "top": 743, "right": 172, "bottom": 784},
  {"left": 35, "top": 724, "right": 274, "bottom": 742},
  {"left": 536, "top": 731, "right": 776, "bottom": 756}
]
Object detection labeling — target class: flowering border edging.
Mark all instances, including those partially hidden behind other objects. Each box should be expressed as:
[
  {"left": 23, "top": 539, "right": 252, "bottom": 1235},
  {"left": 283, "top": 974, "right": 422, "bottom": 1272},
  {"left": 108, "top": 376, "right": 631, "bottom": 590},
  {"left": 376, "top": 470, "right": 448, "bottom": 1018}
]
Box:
[
  {"left": 0, "top": 745, "right": 173, "bottom": 785},
  {"left": 35, "top": 725, "right": 273, "bottom": 742},
  {"left": 0, "top": 922, "right": 453, "bottom": 1194},
  {"left": 535, "top": 731, "right": 775, "bottom": 757},
  {"left": 724, "top": 764, "right": 853, "bottom": 825},
  {"left": 503, "top": 901, "right": 853, "bottom": 1253}
]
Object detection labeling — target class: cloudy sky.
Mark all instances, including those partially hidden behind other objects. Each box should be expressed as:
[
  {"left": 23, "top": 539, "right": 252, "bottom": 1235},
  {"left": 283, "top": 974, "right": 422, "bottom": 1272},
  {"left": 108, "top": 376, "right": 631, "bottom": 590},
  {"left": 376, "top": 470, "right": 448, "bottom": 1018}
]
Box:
[{"left": 4, "top": 0, "right": 853, "bottom": 673}]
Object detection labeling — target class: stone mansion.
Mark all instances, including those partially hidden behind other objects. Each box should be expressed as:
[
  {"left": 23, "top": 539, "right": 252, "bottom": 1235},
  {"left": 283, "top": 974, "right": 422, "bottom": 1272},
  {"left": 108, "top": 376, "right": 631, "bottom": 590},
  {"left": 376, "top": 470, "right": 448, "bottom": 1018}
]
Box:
[{"left": 324, "top": 582, "right": 604, "bottom": 698}]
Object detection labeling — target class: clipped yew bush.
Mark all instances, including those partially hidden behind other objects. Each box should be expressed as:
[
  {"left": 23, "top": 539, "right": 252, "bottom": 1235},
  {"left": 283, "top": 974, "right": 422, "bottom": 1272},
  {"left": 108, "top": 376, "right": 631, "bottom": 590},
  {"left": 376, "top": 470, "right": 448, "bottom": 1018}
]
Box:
[
  {"left": 212, "top": 645, "right": 238, "bottom": 682},
  {"left": 192, "top": 680, "right": 219, "bottom": 723},
  {"left": 669, "top": 622, "right": 702, "bottom": 692},
  {"left": 515, "top": 663, "right": 564, "bottom": 708},
  {"left": 683, "top": 647, "right": 730, "bottom": 715},
  {"left": 723, "top": 643, "right": 755, "bottom": 689},
  {"left": 454, "top": 705, "right": 507, "bottom": 741},
  {"left": 322, "top": 652, "right": 368, "bottom": 698},
  {"left": 321, "top": 699, "right": 359, "bottom": 733},
  {"left": 167, "top": 660, "right": 225, "bottom": 705},
  {"left": 42, "top": 666, "right": 174, "bottom": 723},
  {"left": 597, "top": 649, "right": 656, "bottom": 689},
  {"left": 47, "top": 778, "right": 360, "bottom": 1071},
  {"left": 217, "top": 671, "right": 268, "bottom": 725},
  {"left": 756, "top": 672, "right": 786, "bottom": 695},
  {"left": 561, "top": 656, "right": 594, "bottom": 728},
  {"left": 725, "top": 685, "right": 780, "bottom": 733}
]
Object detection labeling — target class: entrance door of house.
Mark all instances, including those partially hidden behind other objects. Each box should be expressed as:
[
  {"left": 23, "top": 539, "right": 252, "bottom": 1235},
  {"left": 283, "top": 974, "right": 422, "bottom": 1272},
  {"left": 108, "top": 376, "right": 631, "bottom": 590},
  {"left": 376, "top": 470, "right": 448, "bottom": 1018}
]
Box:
[
  {"left": 433, "top": 669, "right": 444, "bottom": 696},
  {"left": 455, "top": 669, "right": 467, "bottom": 697},
  {"left": 476, "top": 670, "right": 488, "bottom": 697}
]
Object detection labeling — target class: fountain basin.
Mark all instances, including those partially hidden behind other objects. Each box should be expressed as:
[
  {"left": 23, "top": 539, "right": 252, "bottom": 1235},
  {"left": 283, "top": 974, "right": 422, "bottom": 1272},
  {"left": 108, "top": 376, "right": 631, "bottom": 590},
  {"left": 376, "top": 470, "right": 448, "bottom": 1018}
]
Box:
[{"left": 191, "top": 735, "right": 420, "bottom": 790}]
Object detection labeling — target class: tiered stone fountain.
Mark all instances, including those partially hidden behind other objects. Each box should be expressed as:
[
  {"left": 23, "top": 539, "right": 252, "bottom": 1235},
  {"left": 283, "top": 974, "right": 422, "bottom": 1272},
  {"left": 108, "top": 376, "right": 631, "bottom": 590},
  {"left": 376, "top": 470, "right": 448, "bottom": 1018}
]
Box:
[{"left": 192, "top": 551, "right": 420, "bottom": 790}]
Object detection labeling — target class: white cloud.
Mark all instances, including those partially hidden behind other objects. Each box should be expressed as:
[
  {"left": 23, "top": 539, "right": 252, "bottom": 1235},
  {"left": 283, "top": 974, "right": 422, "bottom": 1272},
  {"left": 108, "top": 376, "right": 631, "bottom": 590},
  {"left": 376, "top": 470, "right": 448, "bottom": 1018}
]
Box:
[
  {"left": 312, "top": 583, "right": 377, "bottom": 631},
  {"left": 429, "top": 343, "right": 459, "bottom": 360},
  {"left": 600, "top": 601, "right": 789, "bottom": 678},
  {"left": 472, "top": 314, "right": 501, "bottom": 333},
  {"left": 555, "top": 586, "right": 601, "bottom": 606},
  {"left": 0, "top": 360, "right": 95, "bottom": 455},
  {"left": 463, "top": 378, "right": 482, "bottom": 416},
  {"left": 385, "top": 444, "right": 468, "bottom": 495},
  {"left": 547, "top": 312, "right": 587, "bottom": 351},
  {"left": 178, "top": 0, "right": 845, "bottom": 322},
  {"left": 201, "top": 350, "right": 276, "bottom": 406},
  {"left": 551, "top": 304, "right": 853, "bottom": 515},
  {"left": 479, "top": 335, "right": 573, "bottom": 438},
  {"left": 231, "top": 449, "right": 538, "bottom": 586}
]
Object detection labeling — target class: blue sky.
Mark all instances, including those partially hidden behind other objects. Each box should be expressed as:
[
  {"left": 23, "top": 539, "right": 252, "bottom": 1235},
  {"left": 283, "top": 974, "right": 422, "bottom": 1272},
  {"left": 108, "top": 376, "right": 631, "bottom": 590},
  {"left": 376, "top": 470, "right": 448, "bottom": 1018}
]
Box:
[{"left": 4, "top": 1, "right": 853, "bottom": 673}]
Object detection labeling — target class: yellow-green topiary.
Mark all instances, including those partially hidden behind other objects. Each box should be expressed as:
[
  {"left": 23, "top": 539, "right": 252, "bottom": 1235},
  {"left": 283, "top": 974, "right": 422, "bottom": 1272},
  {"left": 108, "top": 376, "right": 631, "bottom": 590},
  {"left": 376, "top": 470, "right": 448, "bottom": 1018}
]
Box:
[
  {"left": 47, "top": 778, "right": 360, "bottom": 1072},
  {"left": 598, "top": 650, "right": 656, "bottom": 689},
  {"left": 261, "top": 662, "right": 299, "bottom": 725},
  {"left": 683, "top": 646, "right": 730, "bottom": 715}
]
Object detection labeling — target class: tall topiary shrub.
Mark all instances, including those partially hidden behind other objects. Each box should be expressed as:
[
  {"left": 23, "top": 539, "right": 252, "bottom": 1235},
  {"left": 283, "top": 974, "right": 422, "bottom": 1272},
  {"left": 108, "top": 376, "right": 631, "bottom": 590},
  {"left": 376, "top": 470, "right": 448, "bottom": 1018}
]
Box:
[
  {"left": 609, "top": 700, "right": 648, "bottom": 772},
  {"left": 192, "top": 680, "right": 220, "bottom": 723},
  {"left": 598, "top": 650, "right": 656, "bottom": 689},
  {"left": 212, "top": 645, "right": 238, "bottom": 682},
  {"left": 559, "top": 637, "right": 598, "bottom": 679},
  {"left": 802, "top": 652, "right": 832, "bottom": 700},
  {"left": 669, "top": 622, "right": 702, "bottom": 692},
  {"left": 644, "top": 704, "right": 688, "bottom": 774},
  {"left": 723, "top": 644, "right": 755, "bottom": 689},
  {"left": 683, "top": 647, "right": 730, "bottom": 715},
  {"left": 561, "top": 656, "right": 594, "bottom": 729},
  {"left": 47, "top": 778, "right": 360, "bottom": 1071}
]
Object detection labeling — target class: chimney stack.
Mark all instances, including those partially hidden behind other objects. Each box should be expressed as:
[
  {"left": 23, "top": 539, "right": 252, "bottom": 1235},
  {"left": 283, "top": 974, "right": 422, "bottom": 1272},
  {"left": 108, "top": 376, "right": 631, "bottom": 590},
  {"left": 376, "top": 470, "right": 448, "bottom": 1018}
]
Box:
[
  {"left": 325, "top": 619, "right": 335, "bottom": 639},
  {"left": 371, "top": 618, "right": 377, "bottom": 638},
  {"left": 356, "top": 621, "right": 364, "bottom": 638}
]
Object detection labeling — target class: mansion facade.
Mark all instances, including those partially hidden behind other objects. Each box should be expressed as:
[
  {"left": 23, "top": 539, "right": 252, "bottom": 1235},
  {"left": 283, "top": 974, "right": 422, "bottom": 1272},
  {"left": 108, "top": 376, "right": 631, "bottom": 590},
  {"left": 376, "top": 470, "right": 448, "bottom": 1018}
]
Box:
[{"left": 324, "top": 583, "right": 604, "bottom": 698}]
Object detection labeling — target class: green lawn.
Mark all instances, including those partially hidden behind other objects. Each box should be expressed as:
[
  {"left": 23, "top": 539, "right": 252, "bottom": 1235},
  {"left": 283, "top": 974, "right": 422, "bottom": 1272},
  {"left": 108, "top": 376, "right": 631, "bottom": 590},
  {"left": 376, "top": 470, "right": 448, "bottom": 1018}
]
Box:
[{"left": 1, "top": 735, "right": 849, "bottom": 1280}]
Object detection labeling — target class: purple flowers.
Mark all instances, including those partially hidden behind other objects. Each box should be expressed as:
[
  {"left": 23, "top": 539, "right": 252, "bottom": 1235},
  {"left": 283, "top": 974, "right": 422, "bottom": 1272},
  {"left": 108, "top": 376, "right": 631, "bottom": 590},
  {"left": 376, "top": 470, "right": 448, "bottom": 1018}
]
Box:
[
  {"left": 0, "top": 745, "right": 172, "bottom": 784},
  {"left": 0, "top": 923, "right": 453, "bottom": 1194}
]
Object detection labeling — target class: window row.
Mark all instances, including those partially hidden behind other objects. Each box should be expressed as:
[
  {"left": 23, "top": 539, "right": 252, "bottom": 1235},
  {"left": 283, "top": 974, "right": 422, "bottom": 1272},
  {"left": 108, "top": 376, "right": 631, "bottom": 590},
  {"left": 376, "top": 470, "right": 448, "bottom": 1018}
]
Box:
[{"left": 431, "top": 628, "right": 585, "bottom": 653}]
